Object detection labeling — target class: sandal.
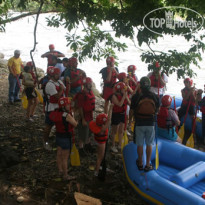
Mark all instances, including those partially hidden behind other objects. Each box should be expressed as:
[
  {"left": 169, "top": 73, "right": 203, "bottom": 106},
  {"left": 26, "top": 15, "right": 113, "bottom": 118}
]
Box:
[
  {"left": 144, "top": 164, "right": 153, "bottom": 172},
  {"left": 136, "top": 160, "right": 143, "bottom": 171}
]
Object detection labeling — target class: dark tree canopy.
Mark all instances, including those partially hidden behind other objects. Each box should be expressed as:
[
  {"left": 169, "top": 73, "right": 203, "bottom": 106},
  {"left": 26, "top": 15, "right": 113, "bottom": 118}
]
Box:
[{"left": 1, "top": 0, "right": 205, "bottom": 79}]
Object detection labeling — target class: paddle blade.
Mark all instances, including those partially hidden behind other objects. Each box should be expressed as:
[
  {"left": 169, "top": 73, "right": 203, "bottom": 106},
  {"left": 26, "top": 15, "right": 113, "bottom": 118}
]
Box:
[
  {"left": 21, "top": 94, "right": 28, "bottom": 109},
  {"left": 115, "top": 133, "right": 119, "bottom": 142},
  {"left": 186, "top": 133, "right": 194, "bottom": 148},
  {"left": 70, "top": 144, "right": 81, "bottom": 166},
  {"left": 121, "top": 132, "right": 129, "bottom": 151},
  {"left": 155, "top": 143, "right": 159, "bottom": 170},
  {"left": 35, "top": 89, "right": 43, "bottom": 103},
  {"left": 131, "top": 121, "right": 134, "bottom": 132},
  {"left": 178, "top": 124, "right": 185, "bottom": 141}
]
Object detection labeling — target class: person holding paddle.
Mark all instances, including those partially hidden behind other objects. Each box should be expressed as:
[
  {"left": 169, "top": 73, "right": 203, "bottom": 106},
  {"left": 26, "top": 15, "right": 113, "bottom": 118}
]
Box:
[
  {"left": 89, "top": 104, "right": 113, "bottom": 177},
  {"left": 7, "top": 50, "right": 24, "bottom": 104},
  {"left": 49, "top": 97, "right": 78, "bottom": 181}
]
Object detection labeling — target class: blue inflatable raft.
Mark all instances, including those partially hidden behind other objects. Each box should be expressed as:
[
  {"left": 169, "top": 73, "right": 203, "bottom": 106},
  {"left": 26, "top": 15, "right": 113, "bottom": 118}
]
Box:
[{"left": 123, "top": 139, "right": 205, "bottom": 204}]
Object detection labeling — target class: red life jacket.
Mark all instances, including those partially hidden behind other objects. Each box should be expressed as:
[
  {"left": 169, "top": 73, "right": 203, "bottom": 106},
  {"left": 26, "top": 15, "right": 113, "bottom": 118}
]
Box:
[
  {"left": 49, "top": 111, "right": 73, "bottom": 133},
  {"left": 104, "top": 68, "right": 117, "bottom": 87},
  {"left": 182, "top": 87, "right": 196, "bottom": 106},
  {"left": 49, "top": 81, "right": 64, "bottom": 103},
  {"left": 129, "top": 74, "right": 137, "bottom": 91},
  {"left": 71, "top": 69, "right": 82, "bottom": 88},
  {"left": 112, "top": 94, "right": 127, "bottom": 113},
  {"left": 81, "top": 91, "right": 95, "bottom": 112},
  {"left": 157, "top": 107, "right": 174, "bottom": 128},
  {"left": 89, "top": 121, "right": 108, "bottom": 144},
  {"left": 149, "top": 73, "right": 164, "bottom": 88}
]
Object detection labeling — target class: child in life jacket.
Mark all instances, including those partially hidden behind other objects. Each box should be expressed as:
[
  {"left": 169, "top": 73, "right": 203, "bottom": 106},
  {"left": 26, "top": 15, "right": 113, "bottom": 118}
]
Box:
[
  {"left": 89, "top": 104, "right": 113, "bottom": 176},
  {"left": 49, "top": 97, "right": 78, "bottom": 180},
  {"left": 99, "top": 56, "right": 119, "bottom": 113},
  {"left": 110, "top": 82, "right": 130, "bottom": 153},
  {"left": 127, "top": 65, "right": 139, "bottom": 94},
  {"left": 157, "top": 95, "right": 182, "bottom": 143},
  {"left": 74, "top": 77, "right": 95, "bottom": 155},
  {"left": 22, "top": 65, "right": 38, "bottom": 122}
]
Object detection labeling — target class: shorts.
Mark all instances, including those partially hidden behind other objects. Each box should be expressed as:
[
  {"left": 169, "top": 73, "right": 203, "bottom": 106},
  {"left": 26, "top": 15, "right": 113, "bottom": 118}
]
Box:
[
  {"left": 56, "top": 133, "right": 72, "bottom": 150},
  {"left": 45, "top": 111, "right": 54, "bottom": 126},
  {"left": 25, "top": 87, "right": 37, "bottom": 99},
  {"left": 111, "top": 112, "right": 126, "bottom": 125},
  {"left": 157, "top": 127, "right": 178, "bottom": 141},
  {"left": 103, "top": 86, "right": 113, "bottom": 100},
  {"left": 77, "top": 120, "right": 92, "bottom": 143},
  {"left": 178, "top": 104, "right": 195, "bottom": 119},
  {"left": 134, "top": 126, "right": 155, "bottom": 146}
]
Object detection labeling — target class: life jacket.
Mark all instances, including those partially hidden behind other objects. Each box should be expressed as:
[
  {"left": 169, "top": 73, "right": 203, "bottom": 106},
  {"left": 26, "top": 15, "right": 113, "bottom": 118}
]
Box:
[
  {"left": 135, "top": 95, "right": 156, "bottom": 118},
  {"left": 157, "top": 107, "right": 174, "bottom": 129},
  {"left": 71, "top": 69, "right": 83, "bottom": 88},
  {"left": 82, "top": 91, "right": 95, "bottom": 112},
  {"left": 129, "top": 74, "right": 138, "bottom": 91},
  {"left": 112, "top": 94, "right": 127, "bottom": 113},
  {"left": 182, "top": 87, "right": 196, "bottom": 106},
  {"left": 149, "top": 73, "right": 164, "bottom": 88},
  {"left": 48, "top": 81, "right": 64, "bottom": 103},
  {"left": 89, "top": 121, "right": 108, "bottom": 144},
  {"left": 200, "top": 97, "right": 205, "bottom": 114},
  {"left": 100, "top": 67, "right": 118, "bottom": 87}
]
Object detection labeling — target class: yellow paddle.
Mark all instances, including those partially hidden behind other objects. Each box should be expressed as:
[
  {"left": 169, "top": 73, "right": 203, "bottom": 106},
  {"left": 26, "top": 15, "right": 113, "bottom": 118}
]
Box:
[
  {"left": 121, "top": 131, "right": 129, "bottom": 151},
  {"left": 155, "top": 120, "right": 159, "bottom": 170},
  {"left": 35, "top": 88, "right": 43, "bottom": 103},
  {"left": 21, "top": 93, "right": 28, "bottom": 109},
  {"left": 70, "top": 131, "right": 81, "bottom": 166}
]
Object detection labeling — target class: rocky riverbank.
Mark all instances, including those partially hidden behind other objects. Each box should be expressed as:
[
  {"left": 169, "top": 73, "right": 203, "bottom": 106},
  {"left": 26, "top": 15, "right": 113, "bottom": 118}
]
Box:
[{"left": 0, "top": 54, "right": 147, "bottom": 204}]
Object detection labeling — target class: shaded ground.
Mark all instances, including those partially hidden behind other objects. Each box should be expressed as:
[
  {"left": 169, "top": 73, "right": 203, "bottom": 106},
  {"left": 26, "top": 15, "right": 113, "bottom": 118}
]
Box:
[{"left": 0, "top": 76, "right": 147, "bottom": 205}]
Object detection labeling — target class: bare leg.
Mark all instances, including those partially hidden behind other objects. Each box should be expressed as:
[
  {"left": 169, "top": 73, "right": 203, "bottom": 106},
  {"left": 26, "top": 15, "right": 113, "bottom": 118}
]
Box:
[
  {"left": 137, "top": 146, "right": 143, "bottom": 166},
  {"left": 146, "top": 145, "right": 152, "bottom": 167},
  {"left": 111, "top": 125, "right": 118, "bottom": 147},
  {"left": 43, "top": 124, "right": 52, "bottom": 143},
  {"left": 95, "top": 143, "right": 106, "bottom": 173},
  {"left": 57, "top": 147, "right": 63, "bottom": 173},
  {"left": 30, "top": 97, "right": 38, "bottom": 116},
  {"left": 118, "top": 123, "right": 125, "bottom": 147},
  {"left": 26, "top": 99, "right": 32, "bottom": 119},
  {"left": 104, "top": 100, "right": 109, "bottom": 114},
  {"left": 62, "top": 149, "right": 70, "bottom": 179}
]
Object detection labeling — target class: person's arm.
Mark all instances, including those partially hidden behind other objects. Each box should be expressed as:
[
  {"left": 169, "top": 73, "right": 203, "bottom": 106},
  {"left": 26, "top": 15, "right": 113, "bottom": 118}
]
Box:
[
  {"left": 105, "top": 67, "right": 118, "bottom": 82},
  {"left": 66, "top": 113, "right": 78, "bottom": 127},
  {"left": 41, "top": 52, "right": 50, "bottom": 58},
  {"left": 112, "top": 93, "right": 126, "bottom": 107},
  {"left": 8, "top": 59, "right": 16, "bottom": 76},
  {"left": 158, "top": 72, "right": 166, "bottom": 86}
]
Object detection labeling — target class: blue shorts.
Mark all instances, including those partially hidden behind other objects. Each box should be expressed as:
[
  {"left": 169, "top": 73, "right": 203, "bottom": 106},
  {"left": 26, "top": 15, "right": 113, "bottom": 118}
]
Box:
[
  {"left": 157, "top": 127, "right": 178, "bottom": 141},
  {"left": 134, "top": 126, "right": 155, "bottom": 146},
  {"left": 45, "top": 112, "right": 54, "bottom": 126},
  {"left": 56, "top": 135, "right": 72, "bottom": 150}
]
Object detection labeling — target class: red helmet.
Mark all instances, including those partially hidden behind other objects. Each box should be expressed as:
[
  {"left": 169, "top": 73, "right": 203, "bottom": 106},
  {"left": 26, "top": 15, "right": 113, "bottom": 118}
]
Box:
[
  {"left": 184, "top": 78, "right": 193, "bottom": 86},
  {"left": 114, "top": 82, "right": 126, "bottom": 91},
  {"left": 96, "top": 113, "right": 108, "bottom": 125},
  {"left": 49, "top": 44, "right": 55, "bottom": 50},
  {"left": 47, "top": 66, "right": 54, "bottom": 75},
  {"left": 161, "top": 95, "right": 172, "bottom": 107},
  {"left": 83, "top": 77, "right": 92, "bottom": 85},
  {"left": 127, "top": 65, "right": 137, "bottom": 72},
  {"left": 26, "top": 61, "right": 33, "bottom": 68},
  {"left": 106, "top": 56, "right": 115, "bottom": 64},
  {"left": 58, "top": 97, "right": 71, "bottom": 108},
  {"left": 49, "top": 67, "right": 60, "bottom": 76},
  {"left": 117, "top": 72, "right": 127, "bottom": 81},
  {"left": 68, "top": 57, "right": 78, "bottom": 67}
]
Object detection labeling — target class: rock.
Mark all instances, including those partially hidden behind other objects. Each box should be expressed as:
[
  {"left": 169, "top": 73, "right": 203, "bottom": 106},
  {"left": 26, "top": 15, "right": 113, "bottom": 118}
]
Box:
[
  {"left": 0, "top": 53, "right": 4, "bottom": 59},
  {"left": 17, "top": 196, "right": 24, "bottom": 203},
  {"left": 0, "top": 59, "right": 7, "bottom": 68}
]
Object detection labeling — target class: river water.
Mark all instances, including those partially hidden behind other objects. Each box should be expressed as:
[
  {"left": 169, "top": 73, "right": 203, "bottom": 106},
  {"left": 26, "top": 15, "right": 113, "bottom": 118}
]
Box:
[{"left": 0, "top": 13, "right": 204, "bottom": 95}]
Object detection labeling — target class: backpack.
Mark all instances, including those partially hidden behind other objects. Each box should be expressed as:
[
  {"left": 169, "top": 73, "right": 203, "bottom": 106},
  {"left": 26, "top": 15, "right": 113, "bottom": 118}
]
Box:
[{"left": 135, "top": 96, "right": 156, "bottom": 118}]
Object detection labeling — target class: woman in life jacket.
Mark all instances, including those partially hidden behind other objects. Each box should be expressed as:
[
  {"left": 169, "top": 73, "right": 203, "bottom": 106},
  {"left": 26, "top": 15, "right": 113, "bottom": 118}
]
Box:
[
  {"left": 157, "top": 95, "right": 182, "bottom": 143},
  {"left": 100, "top": 56, "right": 119, "bottom": 114},
  {"left": 110, "top": 82, "right": 130, "bottom": 153},
  {"left": 89, "top": 104, "right": 113, "bottom": 176},
  {"left": 49, "top": 97, "right": 78, "bottom": 180},
  {"left": 127, "top": 65, "right": 139, "bottom": 94}
]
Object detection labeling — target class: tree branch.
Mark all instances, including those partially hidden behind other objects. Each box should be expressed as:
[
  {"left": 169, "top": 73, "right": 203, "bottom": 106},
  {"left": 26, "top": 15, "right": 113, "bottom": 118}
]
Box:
[
  {"left": 30, "top": 0, "right": 44, "bottom": 88},
  {"left": 0, "top": 10, "right": 58, "bottom": 25}
]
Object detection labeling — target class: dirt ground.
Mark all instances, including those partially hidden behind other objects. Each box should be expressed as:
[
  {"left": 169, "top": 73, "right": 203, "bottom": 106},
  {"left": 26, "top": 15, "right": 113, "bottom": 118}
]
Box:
[{"left": 0, "top": 76, "right": 147, "bottom": 205}]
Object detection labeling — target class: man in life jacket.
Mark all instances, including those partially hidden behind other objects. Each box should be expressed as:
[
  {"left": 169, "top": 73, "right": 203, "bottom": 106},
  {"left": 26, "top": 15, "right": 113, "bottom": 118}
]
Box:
[
  {"left": 127, "top": 65, "right": 139, "bottom": 94},
  {"left": 74, "top": 77, "right": 95, "bottom": 155},
  {"left": 49, "top": 97, "right": 78, "bottom": 180},
  {"left": 43, "top": 67, "right": 66, "bottom": 150},
  {"left": 129, "top": 77, "right": 159, "bottom": 172},
  {"left": 157, "top": 95, "right": 181, "bottom": 143},
  {"left": 147, "top": 61, "right": 168, "bottom": 102},
  {"left": 89, "top": 104, "right": 113, "bottom": 177},
  {"left": 62, "top": 57, "right": 86, "bottom": 97},
  {"left": 110, "top": 82, "right": 130, "bottom": 153},
  {"left": 99, "top": 56, "right": 119, "bottom": 114},
  {"left": 41, "top": 44, "right": 65, "bottom": 67}
]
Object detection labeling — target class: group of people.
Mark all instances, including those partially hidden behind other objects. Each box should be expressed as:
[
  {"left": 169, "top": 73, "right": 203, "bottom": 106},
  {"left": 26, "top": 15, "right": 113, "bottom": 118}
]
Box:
[{"left": 7, "top": 45, "right": 205, "bottom": 179}]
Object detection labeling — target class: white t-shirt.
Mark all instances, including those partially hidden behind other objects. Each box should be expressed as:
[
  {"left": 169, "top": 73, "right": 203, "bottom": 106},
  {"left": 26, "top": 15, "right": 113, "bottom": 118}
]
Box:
[
  {"left": 147, "top": 72, "right": 168, "bottom": 95},
  {"left": 45, "top": 79, "right": 65, "bottom": 112}
]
